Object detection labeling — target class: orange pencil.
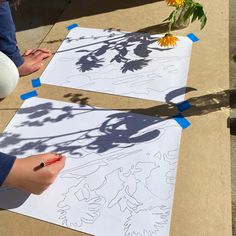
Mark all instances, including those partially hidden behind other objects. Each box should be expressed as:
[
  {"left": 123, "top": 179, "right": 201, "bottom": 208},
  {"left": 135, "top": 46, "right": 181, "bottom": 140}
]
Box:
[{"left": 40, "top": 156, "right": 62, "bottom": 168}]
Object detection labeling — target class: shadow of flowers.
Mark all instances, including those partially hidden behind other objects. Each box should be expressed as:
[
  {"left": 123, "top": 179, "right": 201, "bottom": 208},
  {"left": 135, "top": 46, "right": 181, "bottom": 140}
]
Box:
[
  {"left": 0, "top": 100, "right": 162, "bottom": 157},
  {"left": 58, "top": 29, "right": 170, "bottom": 74}
]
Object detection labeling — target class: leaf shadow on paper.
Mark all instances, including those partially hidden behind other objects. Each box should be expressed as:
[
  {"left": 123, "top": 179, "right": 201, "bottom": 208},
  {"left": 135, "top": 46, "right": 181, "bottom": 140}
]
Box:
[
  {"left": 0, "top": 86, "right": 233, "bottom": 210},
  {"left": 0, "top": 86, "right": 233, "bottom": 159},
  {"left": 56, "top": 30, "right": 172, "bottom": 74},
  {"left": 0, "top": 100, "right": 163, "bottom": 157}
]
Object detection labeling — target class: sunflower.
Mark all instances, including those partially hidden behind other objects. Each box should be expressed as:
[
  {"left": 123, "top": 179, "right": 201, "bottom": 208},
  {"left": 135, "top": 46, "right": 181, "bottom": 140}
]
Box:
[
  {"left": 165, "top": 0, "right": 185, "bottom": 7},
  {"left": 157, "top": 33, "right": 179, "bottom": 47}
]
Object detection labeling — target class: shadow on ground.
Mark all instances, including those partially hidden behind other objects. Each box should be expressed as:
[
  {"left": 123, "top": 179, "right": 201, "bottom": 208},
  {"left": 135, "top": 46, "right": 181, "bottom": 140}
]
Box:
[
  {"left": 12, "top": 0, "right": 163, "bottom": 32},
  {"left": 0, "top": 87, "right": 232, "bottom": 129},
  {"left": 0, "top": 87, "right": 233, "bottom": 159},
  {"left": 62, "top": 87, "right": 232, "bottom": 120}
]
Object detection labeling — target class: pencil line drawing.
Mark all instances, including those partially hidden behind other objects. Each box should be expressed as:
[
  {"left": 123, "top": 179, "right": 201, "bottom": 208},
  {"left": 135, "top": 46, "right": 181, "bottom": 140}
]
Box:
[
  {"left": 40, "top": 27, "right": 192, "bottom": 103},
  {"left": 0, "top": 97, "right": 182, "bottom": 236}
]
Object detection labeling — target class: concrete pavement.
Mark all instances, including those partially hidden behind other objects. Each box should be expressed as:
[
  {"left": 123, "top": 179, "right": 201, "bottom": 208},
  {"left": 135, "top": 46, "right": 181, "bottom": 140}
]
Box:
[{"left": 4, "top": 0, "right": 233, "bottom": 235}]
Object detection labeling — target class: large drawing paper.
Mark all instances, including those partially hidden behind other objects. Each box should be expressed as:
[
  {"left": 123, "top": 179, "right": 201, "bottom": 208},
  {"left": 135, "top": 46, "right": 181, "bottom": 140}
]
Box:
[
  {"left": 0, "top": 97, "right": 182, "bottom": 236},
  {"left": 40, "top": 27, "right": 192, "bottom": 103}
]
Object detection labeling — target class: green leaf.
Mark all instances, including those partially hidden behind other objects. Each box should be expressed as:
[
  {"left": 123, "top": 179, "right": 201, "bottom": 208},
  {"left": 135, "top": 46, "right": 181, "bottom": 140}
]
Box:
[
  {"left": 191, "top": 7, "right": 199, "bottom": 23},
  {"left": 184, "top": 0, "right": 193, "bottom": 7},
  {"left": 163, "top": 0, "right": 207, "bottom": 30},
  {"left": 200, "top": 15, "right": 207, "bottom": 29},
  {"left": 197, "top": 6, "right": 205, "bottom": 20},
  {"left": 170, "top": 9, "right": 179, "bottom": 24},
  {"left": 172, "top": 9, "right": 178, "bottom": 22},
  {"left": 167, "top": 8, "right": 179, "bottom": 31},
  {"left": 183, "top": 6, "right": 193, "bottom": 21}
]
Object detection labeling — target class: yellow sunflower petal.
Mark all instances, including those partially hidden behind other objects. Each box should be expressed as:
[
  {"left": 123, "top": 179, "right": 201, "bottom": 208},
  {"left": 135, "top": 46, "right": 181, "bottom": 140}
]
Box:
[
  {"left": 165, "top": 0, "right": 184, "bottom": 7},
  {"left": 157, "top": 34, "right": 179, "bottom": 48}
]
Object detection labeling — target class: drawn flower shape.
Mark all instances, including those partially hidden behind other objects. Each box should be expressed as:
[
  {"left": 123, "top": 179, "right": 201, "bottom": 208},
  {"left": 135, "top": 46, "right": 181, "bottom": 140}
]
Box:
[
  {"left": 108, "top": 185, "right": 141, "bottom": 212},
  {"left": 58, "top": 183, "right": 105, "bottom": 229},
  {"left": 146, "top": 152, "right": 177, "bottom": 200},
  {"left": 124, "top": 206, "right": 170, "bottom": 236},
  {"left": 121, "top": 59, "right": 150, "bottom": 73}
]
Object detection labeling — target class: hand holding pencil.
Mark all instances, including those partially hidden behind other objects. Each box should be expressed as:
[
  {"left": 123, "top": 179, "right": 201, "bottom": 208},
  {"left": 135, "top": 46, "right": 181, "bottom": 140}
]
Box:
[{"left": 4, "top": 153, "right": 66, "bottom": 195}]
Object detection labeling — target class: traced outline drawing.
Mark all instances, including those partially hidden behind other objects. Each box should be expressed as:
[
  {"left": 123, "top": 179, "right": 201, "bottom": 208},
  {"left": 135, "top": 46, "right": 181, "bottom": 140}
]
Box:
[
  {"left": 0, "top": 97, "right": 182, "bottom": 236},
  {"left": 58, "top": 183, "right": 106, "bottom": 228},
  {"left": 124, "top": 205, "right": 170, "bottom": 236}
]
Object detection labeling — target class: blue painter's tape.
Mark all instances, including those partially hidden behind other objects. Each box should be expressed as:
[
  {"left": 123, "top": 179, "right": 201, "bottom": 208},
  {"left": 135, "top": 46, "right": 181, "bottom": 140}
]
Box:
[
  {"left": 187, "top": 33, "right": 199, "bottom": 42},
  {"left": 20, "top": 90, "right": 38, "bottom": 100},
  {"left": 31, "top": 78, "right": 41, "bottom": 88},
  {"left": 177, "top": 101, "right": 192, "bottom": 112},
  {"left": 66, "top": 23, "right": 78, "bottom": 31},
  {"left": 173, "top": 113, "right": 191, "bottom": 129}
]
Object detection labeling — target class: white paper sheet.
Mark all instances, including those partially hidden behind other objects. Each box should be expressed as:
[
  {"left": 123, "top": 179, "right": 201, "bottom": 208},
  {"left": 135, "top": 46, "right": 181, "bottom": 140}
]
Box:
[
  {"left": 40, "top": 27, "right": 192, "bottom": 103},
  {"left": 0, "top": 97, "right": 182, "bottom": 236}
]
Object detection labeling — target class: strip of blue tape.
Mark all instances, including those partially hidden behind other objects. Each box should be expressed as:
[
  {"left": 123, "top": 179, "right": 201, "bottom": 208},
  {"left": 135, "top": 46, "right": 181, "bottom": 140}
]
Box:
[
  {"left": 173, "top": 113, "right": 191, "bottom": 129},
  {"left": 177, "top": 101, "right": 192, "bottom": 112},
  {"left": 66, "top": 23, "right": 78, "bottom": 31},
  {"left": 187, "top": 33, "right": 199, "bottom": 42},
  {"left": 31, "top": 78, "right": 41, "bottom": 88},
  {"left": 20, "top": 90, "right": 38, "bottom": 100}
]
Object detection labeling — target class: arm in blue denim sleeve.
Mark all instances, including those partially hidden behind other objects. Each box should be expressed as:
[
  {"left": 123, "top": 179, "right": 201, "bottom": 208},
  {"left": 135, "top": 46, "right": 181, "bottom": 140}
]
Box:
[
  {"left": 0, "top": 0, "right": 24, "bottom": 67},
  {"left": 0, "top": 152, "right": 16, "bottom": 186}
]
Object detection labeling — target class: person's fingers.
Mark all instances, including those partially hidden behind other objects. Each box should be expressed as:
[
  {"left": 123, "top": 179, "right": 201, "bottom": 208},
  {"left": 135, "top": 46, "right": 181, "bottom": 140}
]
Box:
[
  {"left": 25, "top": 49, "right": 39, "bottom": 55},
  {"left": 46, "top": 156, "right": 66, "bottom": 173},
  {"left": 23, "top": 51, "right": 51, "bottom": 64},
  {"left": 33, "top": 50, "right": 42, "bottom": 56},
  {"left": 32, "top": 49, "right": 51, "bottom": 57},
  {"left": 33, "top": 51, "right": 51, "bottom": 61},
  {"left": 41, "top": 153, "right": 60, "bottom": 161},
  {"left": 18, "top": 57, "right": 45, "bottom": 76},
  {"left": 28, "top": 61, "right": 44, "bottom": 73},
  {"left": 24, "top": 48, "right": 51, "bottom": 56},
  {"left": 33, "top": 51, "right": 51, "bottom": 58},
  {"left": 37, "top": 48, "right": 51, "bottom": 54},
  {"left": 23, "top": 49, "right": 34, "bottom": 56},
  {"left": 40, "top": 153, "right": 66, "bottom": 167}
]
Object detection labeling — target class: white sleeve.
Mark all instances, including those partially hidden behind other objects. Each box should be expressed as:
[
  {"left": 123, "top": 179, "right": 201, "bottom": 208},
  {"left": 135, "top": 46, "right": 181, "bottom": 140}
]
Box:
[{"left": 0, "top": 51, "right": 19, "bottom": 98}]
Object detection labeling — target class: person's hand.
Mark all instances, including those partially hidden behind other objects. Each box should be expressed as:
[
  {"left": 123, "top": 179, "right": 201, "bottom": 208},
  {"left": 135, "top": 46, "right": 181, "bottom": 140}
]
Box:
[
  {"left": 18, "top": 48, "right": 51, "bottom": 76},
  {"left": 3, "top": 153, "right": 66, "bottom": 195}
]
